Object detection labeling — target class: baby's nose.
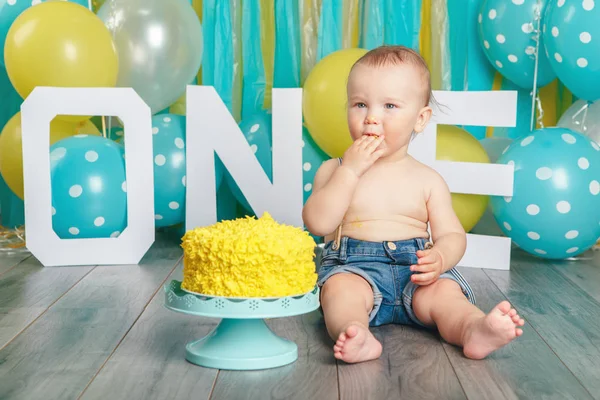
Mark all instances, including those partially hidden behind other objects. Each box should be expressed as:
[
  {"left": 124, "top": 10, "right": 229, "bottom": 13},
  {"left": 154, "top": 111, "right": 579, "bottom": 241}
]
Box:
[{"left": 364, "top": 116, "right": 380, "bottom": 125}]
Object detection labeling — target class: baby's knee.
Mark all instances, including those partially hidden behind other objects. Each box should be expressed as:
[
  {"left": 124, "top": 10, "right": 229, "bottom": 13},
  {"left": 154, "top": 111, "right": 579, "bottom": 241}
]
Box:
[{"left": 321, "top": 273, "right": 374, "bottom": 307}]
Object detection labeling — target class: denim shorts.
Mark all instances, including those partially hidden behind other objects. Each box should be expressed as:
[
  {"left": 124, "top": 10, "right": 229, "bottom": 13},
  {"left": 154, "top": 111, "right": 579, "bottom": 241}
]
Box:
[{"left": 317, "top": 236, "right": 476, "bottom": 328}]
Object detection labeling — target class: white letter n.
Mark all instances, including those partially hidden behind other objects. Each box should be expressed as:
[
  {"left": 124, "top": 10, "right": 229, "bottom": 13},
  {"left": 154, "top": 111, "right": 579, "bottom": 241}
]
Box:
[{"left": 185, "top": 86, "right": 303, "bottom": 229}]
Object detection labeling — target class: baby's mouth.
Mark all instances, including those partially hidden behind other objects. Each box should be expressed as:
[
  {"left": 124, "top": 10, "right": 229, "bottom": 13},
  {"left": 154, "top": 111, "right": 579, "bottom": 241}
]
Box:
[{"left": 363, "top": 133, "right": 380, "bottom": 138}]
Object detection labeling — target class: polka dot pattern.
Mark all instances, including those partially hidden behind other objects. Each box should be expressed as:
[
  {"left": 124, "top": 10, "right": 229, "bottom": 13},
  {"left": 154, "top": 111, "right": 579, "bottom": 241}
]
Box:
[
  {"left": 562, "top": 133, "right": 577, "bottom": 144},
  {"left": 526, "top": 204, "right": 540, "bottom": 215},
  {"left": 155, "top": 155, "right": 166, "bottom": 166},
  {"left": 544, "top": 0, "right": 600, "bottom": 100},
  {"left": 521, "top": 136, "right": 534, "bottom": 146},
  {"left": 150, "top": 114, "right": 189, "bottom": 228},
  {"left": 565, "top": 230, "right": 579, "bottom": 239},
  {"left": 85, "top": 151, "right": 99, "bottom": 162},
  {"left": 50, "top": 135, "right": 127, "bottom": 239},
  {"left": 556, "top": 201, "right": 571, "bottom": 213},
  {"left": 527, "top": 232, "right": 540, "bottom": 240},
  {"left": 69, "top": 185, "right": 83, "bottom": 198},
  {"left": 536, "top": 167, "right": 553, "bottom": 180},
  {"left": 580, "top": 32, "right": 592, "bottom": 43},
  {"left": 491, "top": 127, "right": 600, "bottom": 259},
  {"left": 479, "top": 0, "right": 556, "bottom": 89},
  {"left": 590, "top": 180, "right": 600, "bottom": 195}
]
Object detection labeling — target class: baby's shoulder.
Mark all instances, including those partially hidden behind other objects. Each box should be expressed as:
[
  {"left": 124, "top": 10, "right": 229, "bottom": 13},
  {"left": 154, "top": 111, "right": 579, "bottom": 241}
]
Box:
[
  {"left": 405, "top": 157, "right": 449, "bottom": 190},
  {"left": 312, "top": 157, "right": 341, "bottom": 188}
]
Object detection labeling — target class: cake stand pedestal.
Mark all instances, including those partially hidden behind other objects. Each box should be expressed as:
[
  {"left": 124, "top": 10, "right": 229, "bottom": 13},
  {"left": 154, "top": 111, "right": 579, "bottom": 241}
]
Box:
[{"left": 164, "top": 280, "right": 320, "bottom": 370}]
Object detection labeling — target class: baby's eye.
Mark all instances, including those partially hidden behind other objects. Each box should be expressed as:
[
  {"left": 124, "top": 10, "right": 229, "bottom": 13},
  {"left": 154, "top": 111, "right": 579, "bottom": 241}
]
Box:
[
  {"left": 356, "top": 102, "right": 366, "bottom": 108},
  {"left": 384, "top": 103, "right": 397, "bottom": 109}
]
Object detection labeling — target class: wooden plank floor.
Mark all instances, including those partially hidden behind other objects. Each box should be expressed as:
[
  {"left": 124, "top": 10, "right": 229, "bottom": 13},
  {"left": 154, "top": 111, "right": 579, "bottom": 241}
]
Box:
[{"left": 0, "top": 235, "right": 599, "bottom": 400}]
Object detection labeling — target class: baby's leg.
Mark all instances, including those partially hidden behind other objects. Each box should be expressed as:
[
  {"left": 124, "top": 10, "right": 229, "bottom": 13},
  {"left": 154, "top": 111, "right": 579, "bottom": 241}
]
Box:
[
  {"left": 412, "top": 279, "right": 524, "bottom": 360},
  {"left": 320, "top": 273, "right": 382, "bottom": 363}
]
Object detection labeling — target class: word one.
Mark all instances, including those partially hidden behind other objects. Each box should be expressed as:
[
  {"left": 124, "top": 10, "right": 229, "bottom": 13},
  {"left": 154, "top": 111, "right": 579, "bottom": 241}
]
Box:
[{"left": 21, "top": 86, "right": 516, "bottom": 269}]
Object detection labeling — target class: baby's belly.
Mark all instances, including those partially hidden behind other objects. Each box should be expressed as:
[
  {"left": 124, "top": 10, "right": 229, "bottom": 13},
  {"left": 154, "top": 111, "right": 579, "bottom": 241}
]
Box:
[{"left": 324, "top": 218, "right": 430, "bottom": 243}]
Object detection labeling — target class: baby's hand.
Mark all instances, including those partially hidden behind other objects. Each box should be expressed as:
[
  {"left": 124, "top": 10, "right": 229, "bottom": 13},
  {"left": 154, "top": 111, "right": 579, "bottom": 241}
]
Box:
[
  {"left": 410, "top": 248, "right": 444, "bottom": 286},
  {"left": 341, "top": 135, "right": 386, "bottom": 177}
]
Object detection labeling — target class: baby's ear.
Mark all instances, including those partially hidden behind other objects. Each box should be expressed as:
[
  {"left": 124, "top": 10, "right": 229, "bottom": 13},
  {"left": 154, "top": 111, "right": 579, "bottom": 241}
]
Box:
[{"left": 413, "top": 106, "right": 432, "bottom": 133}]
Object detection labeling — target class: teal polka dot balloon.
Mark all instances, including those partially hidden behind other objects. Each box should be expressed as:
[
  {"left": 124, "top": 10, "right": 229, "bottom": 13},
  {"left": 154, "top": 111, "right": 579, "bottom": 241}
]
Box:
[
  {"left": 225, "top": 110, "right": 273, "bottom": 211},
  {"left": 225, "top": 111, "right": 331, "bottom": 211},
  {"left": 301, "top": 126, "right": 329, "bottom": 204},
  {"left": 478, "top": 0, "right": 556, "bottom": 89},
  {"left": 543, "top": 0, "right": 600, "bottom": 101},
  {"left": 151, "top": 114, "right": 188, "bottom": 228},
  {"left": 491, "top": 127, "right": 600, "bottom": 259},
  {"left": 50, "top": 135, "right": 127, "bottom": 239}
]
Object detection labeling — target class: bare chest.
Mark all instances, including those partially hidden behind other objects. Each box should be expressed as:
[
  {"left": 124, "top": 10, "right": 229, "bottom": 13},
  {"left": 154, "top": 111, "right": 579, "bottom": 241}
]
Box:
[{"left": 345, "top": 167, "right": 428, "bottom": 221}]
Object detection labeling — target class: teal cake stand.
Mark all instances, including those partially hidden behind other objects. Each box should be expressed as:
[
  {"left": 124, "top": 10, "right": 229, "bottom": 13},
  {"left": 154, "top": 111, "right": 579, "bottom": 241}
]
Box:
[{"left": 164, "top": 280, "right": 320, "bottom": 370}]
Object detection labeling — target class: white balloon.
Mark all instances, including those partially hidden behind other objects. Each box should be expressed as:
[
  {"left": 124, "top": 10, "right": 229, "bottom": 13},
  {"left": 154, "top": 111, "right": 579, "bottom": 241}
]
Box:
[
  {"left": 557, "top": 100, "right": 600, "bottom": 146},
  {"left": 97, "top": 0, "right": 203, "bottom": 114}
]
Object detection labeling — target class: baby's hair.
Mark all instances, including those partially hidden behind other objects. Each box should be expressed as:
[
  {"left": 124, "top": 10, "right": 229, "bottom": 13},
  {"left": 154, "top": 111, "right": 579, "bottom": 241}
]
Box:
[{"left": 350, "top": 45, "right": 436, "bottom": 108}]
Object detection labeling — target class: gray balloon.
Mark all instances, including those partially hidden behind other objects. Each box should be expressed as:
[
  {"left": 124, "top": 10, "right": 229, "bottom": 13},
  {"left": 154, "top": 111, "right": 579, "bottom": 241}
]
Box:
[
  {"left": 97, "top": 0, "right": 203, "bottom": 114},
  {"left": 558, "top": 100, "right": 600, "bottom": 147}
]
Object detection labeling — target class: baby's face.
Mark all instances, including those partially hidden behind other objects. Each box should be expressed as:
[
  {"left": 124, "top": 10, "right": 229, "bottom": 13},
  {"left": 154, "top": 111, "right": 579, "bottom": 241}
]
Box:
[{"left": 346, "top": 63, "right": 431, "bottom": 157}]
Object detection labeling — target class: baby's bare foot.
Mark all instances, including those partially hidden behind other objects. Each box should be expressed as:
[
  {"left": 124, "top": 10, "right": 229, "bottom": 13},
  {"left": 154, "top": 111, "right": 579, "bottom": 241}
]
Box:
[
  {"left": 332, "top": 323, "right": 382, "bottom": 363},
  {"left": 463, "top": 300, "right": 524, "bottom": 360}
]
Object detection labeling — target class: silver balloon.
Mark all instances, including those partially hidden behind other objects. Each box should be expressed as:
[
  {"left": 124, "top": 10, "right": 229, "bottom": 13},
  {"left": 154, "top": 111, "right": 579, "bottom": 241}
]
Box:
[
  {"left": 557, "top": 100, "right": 600, "bottom": 146},
  {"left": 97, "top": 0, "right": 203, "bottom": 114}
]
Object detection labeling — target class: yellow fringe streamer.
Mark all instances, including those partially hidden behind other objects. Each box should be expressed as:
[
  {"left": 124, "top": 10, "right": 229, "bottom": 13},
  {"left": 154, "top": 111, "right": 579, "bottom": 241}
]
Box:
[
  {"left": 192, "top": 0, "right": 203, "bottom": 85},
  {"left": 538, "top": 79, "right": 558, "bottom": 128},
  {"left": 419, "top": 0, "right": 432, "bottom": 73},
  {"left": 343, "top": 0, "right": 360, "bottom": 49},
  {"left": 301, "top": 0, "right": 322, "bottom": 85},
  {"left": 261, "top": 0, "right": 275, "bottom": 109}
]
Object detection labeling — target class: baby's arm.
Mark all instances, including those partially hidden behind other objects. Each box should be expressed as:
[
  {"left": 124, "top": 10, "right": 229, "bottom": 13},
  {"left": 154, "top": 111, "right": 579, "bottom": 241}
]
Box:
[
  {"left": 425, "top": 171, "right": 467, "bottom": 273},
  {"left": 302, "top": 159, "right": 360, "bottom": 236},
  {"left": 303, "top": 135, "right": 385, "bottom": 236}
]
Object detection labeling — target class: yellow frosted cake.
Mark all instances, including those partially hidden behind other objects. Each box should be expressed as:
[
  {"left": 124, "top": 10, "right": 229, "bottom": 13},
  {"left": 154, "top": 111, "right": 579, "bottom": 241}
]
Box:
[{"left": 181, "top": 212, "right": 317, "bottom": 298}]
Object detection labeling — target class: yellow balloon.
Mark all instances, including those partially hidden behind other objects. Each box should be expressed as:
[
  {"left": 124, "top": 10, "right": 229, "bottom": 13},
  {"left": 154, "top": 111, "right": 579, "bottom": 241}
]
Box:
[
  {"left": 72, "top": 119, "right": 102, "bottom": 136},
  {"left": 302, "top": 48, "right": 368, "bottom": 158},
  {"left": 169, "top": 93, "right": 187, "bottom": 116},
  {"left": 4, "top": 1, "right": 118, "bottom": 122},
  {"left": 0, "top": 112, "right": 101, "bottom": 200},
  {"left": 436, "top": 125, "right": 491, "bottom": 232}
]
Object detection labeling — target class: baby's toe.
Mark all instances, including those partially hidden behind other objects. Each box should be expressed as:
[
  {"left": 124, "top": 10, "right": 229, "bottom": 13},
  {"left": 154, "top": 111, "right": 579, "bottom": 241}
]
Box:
[
  {"left": 516, "top": 328, "right": 523, "bottom": 336},
  {"left": 508, "top": 309, "right": 517, "bottom": 317},
  {"left": 333, "top": 344, "right": 342, "bottom": 352}
]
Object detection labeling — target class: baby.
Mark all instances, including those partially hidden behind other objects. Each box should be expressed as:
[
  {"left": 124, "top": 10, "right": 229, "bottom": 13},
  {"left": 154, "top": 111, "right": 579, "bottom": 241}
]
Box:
[{"left": 302, "top": 45, "right": 524, "bottom": 363}]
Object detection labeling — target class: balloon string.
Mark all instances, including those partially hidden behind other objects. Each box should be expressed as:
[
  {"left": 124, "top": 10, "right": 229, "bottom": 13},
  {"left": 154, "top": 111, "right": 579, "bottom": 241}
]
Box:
[
  {"left": 581, "top": 100, "right": 592, "bottom": 132},
  {"left": 530, "top": 0, "right": 542, "bottom": 132},
  {"left": 102, "top": 116, "right": 107, "bottom": 138}
]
